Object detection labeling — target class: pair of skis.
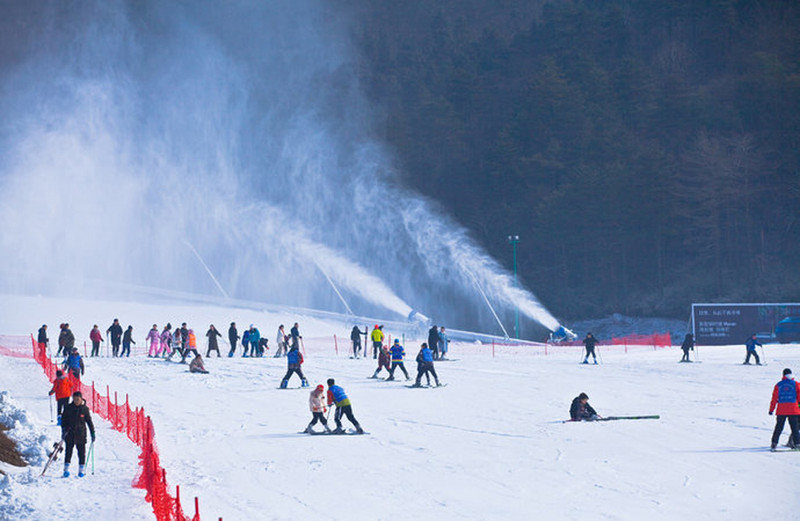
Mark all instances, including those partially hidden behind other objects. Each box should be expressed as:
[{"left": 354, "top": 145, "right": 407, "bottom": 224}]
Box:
[
  {"left": 562, "top": 415, "right": 660, "bottom": 423},
  {"left": 42, "top": 437, "right": 94, "bottom": 477}
]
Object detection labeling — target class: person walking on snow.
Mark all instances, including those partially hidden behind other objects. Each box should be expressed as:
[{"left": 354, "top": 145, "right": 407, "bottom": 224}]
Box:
[
  {"left": 89, "top": 325, "right": 103, "bottom": 357},
  {"left": 570, "top": 392, "right": 600, "bottom": 421},
  {"left": 106, "top": 319, "right": 123, "bottom": 357},
  {"left": 439, "top": 326, "right": 449, "bottom": 360},
  {"left": 37, "top": 324, "right": 48, "bottom": 352},
  {"left": 59, "top": 324, "right": 75, "bottom": 358},
  {"left": 280, "top": 345, "right": 308, "bottom": 388},
  {"left": 180, "top": 329, "right": 199, "bottom": 363},
  {"left": 62, "top": 347, "right": 84, "bottom": 382},
  {"left": 304, "top": 384, "right": 332, "bottom": 434},
  {"left": 769, "top": 368, "right": 800, "bottom": 451},
  {"left": 167, "top": 327, "right": 183, "bottom": 361},
  {"left": 48, "top": 370, "right": 72, "bottom": 425},
  {"left": 121, "top": 325, "right": 134, "bottom": 357},
  {"left": 582, "top": 333, "right": 598, "bottom": 364},
  {"left": 370, "top": 325, "right": 384, "bottom": 359},
  {"left": 61, "top": 391, "right": 95, "bottom": 478},
  {"left": 274, "top": 324, "right": 288, "bottom": 358},
  {"left": 57, "top": 324, "right": 68, "bottom": 357},
  {"left": 228, "top": 322, "right": 239, "bottom": 357},
  {"left": 290, "top": 322, "right": 302, "bottom": 351},
  {"left": 387, "top": 339, "right": 410, "bottom": 381},
  {"left": 412, "top": 343, "right": 440, "bottom": 387},
  {"left": 744, "top": 334, "right": 762, "bottom": 365},
  {"left": 428, "top": 325, "right": 441, "bottom": 360},
  {"left": 159, "top": 324, "right": 172, "bottom": 358},
  {"left": 680, "top": 333, "right": 694, "bottom": 362},
  {"left": 327, "top": 378, "right": 363, "bottom": 434},
  {"left": 371, "top": 345, "right": 391, "bottom": 379},
  {"left": 146, "top": 325, "right": 160, "bottom": 357},
  {"left": 248, "top": 325, "right": 262, "bottom": 357},
  {"left": 350, "top": 325, "right": 366, "bottom": 358},
  {"left": 206, "top": 325, "right": 222, "bottom": 357}
]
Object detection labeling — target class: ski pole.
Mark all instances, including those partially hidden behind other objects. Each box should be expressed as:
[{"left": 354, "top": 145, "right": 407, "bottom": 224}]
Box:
[
  {"left": 597, "top": 346, "right": 603, "bottom": 364},
  {"left": 760, "top": 345, "right": 767, "bottom": 364},
  {"left": 90, "top": 441, "right": 95, "bottom": 475},
  {"left": 49, "top": 394, "right": 54, "bottom": 423}
]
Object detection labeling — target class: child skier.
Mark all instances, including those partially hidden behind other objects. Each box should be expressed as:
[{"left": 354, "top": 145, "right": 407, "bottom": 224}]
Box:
[
  {"left": 412, "top": 343, "right": 440, "bottom": 387},
  {"left": 146, "top": 325, "right": 160, "bottom": 357},
  {"left": 61, "top": 391, "right": 95, "bottom": 478},
  {"left": 327, "top": 378, "right": 364, "bottom": 434},
  {"left": 304, "top": 384, "right": 332, "bottom": 434},
  {"left": 744, "top": 334, "right": 762, "bottom": 365},
  {"left": 570, "top": 392, "right": 600, "bottom": 421},
  {"left": 280, "top": 345, "right": 309, "bottom": 388},
  {"left": 387, "top": 339, "right": 410, "bottom": 381},
  {"left": 680, "top": 333, "right": 694, "bottom": 362},
  {"left": 371, "top": 345, "right": 391, "bottom": 379},
  {"left": 48, "top": 370, "right": 72, "bottom": 425}
]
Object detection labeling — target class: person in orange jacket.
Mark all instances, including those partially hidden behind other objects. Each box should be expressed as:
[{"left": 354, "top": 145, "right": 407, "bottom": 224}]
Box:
[
  {"left": 180, "top": 329, "right": 199, "bottom": 363},
  {"left": 48, "top": 369, "right": 73, "bottom": 425},
  {"left": 769, "top": 367, "right": 800, "bottom": 451}
]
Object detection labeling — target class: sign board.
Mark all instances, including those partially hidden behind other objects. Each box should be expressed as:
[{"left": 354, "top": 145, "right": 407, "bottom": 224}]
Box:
[{"left": 692, "top": 303, "right": 800, "bottom": 345}]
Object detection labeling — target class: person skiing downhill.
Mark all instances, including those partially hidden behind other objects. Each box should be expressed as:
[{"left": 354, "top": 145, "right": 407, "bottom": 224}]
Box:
[
  {"left": 582, "top": 333, "right": 598, "bottom": 364},
  {"left": 387, "top": 339, "right": 410, "bottom": 381},
  {"left": 412, "top": 343, "right": 440, "bottom": 387},
  {"left": 327, "top": 378, "right": 364, "bottom": 434},
  {"left": 350, "top": 325, "right": 366, "bottom": 358},
  {"left": 206, "top": 325, "right": 222, "bottom": 357},
  {"left": 121, "top": 325, "right": 135, "bottom": 357},
  {"left": 146, "top": 325, "right": 160, "bottom": 357},
  {"left": 570, "top": 393, "right": 600, "bottom": 421},
  {"left": 48, "top": 370, "right": 72, "bottom": 425},
  {"left": 744, "top": 334, "right": 762, "bottom": 365},
  {"left": 371, "top": 345, "right": 391, "bottom": 379},
  {"left": 304, "top": 384, "right": 332, "bottom": 434},
  {"left": 680, "top": 333, "right": 694, "bottom": 362},
  {"left": 769, "top": 368, "right": 800, "bottom": 451},
  {"left": 61, "top": 391, "right": 95, "bottom": 478},
  {"left": 106, "top": 319, "right": 123, "bottom": 357},
  {"left": 228, "top": 322, "right": 239, "bottom": 357},
  {"left": 89, "top": 325, "right": 103, "bottom": 357},
  {"left": 280, "top": 345, "right": 309, "bottom": 388}
]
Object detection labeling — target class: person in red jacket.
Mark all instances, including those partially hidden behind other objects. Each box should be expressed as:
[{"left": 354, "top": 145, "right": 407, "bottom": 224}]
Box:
[
  {"left": 48, "top": 370, "right": 73, "bottom": 425},
  {"left": 769, "top": 367, "right": 800, "bottom": 451},
  {"left": 89, "top": 325, "right": 103, "bottom": 357}
]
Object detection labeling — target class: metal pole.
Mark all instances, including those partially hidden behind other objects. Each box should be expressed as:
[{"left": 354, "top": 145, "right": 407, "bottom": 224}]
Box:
[{"left": 508, "top": 235, "right": 520, "bottom": 339}]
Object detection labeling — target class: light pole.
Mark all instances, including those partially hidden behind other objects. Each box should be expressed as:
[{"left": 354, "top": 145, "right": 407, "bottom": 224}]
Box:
[{"left": 508, "top": 235, "right": 520, "bottom": 339}]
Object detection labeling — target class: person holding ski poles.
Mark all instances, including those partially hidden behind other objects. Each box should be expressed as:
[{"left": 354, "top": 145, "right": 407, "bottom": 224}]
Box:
[
  {"left": 412, "top": 343, "right": 440, "bottom": 387},
  {"left": 61, "top": 391, "right": 95, "bottom": 478},
  {"left": 304, "top": 384, "right": 332, "bottom": 434},
  {"left": 744, "top": 334, "right": 762, "bottom": 365},
  {"left": 769, "top": 368, "right": 800, "bottom": 451},
  {"left": 280, "top": 345, "right": 309, "bottom": 388},
  {"left": 387, "top": 339, "right": 410, "bottom": 381},
  {"left": 48, "top": 370, "right": 72, "bottom": 426},
  {"left": 89, "top": 325, "right": 103, "bottom": 357},
  {"left": 371, "top": 345, "right": 391, "bottom": 379},
  {"left": 206, "top": 324, "right": 222, "bottom": 357},
  {"left": 680, "top": 333, "right": 694, "bottom": 362},
  {"left": 106, "top": 319, "right": 123, "bottom": 357},
  {"left": 327, "top": 378, "right": 364, "bottom": 434},
  {"left": 350, "top": 325, "right": 366, "bottom": 359},
  {"left": 582, "top": 333, "right": 599, "bottom": 364}
]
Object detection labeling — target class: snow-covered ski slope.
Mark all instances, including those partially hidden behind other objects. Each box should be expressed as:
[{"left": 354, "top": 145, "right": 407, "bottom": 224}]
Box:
[{"left": 1, "top": 295, "right": 800, "bottom": 520}]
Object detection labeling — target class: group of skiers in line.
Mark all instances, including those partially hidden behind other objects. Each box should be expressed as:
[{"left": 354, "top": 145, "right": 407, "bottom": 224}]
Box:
[{"left": 350, "top": 324, "right": 449, "bottom": 361}]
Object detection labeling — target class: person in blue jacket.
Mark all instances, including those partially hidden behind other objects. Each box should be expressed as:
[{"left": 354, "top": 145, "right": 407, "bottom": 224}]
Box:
[
  {"left": 241, "top": 327, "right": 251, "bottom": 357},
  {"left": 280, "top": 345, "right": 309, "bottom": 388},
  {"left": 744, "top": 334, "right": 762, "bottom": 365},
  {"left": 387, "top": 339, "right": 410, "bottom": 381},
  {"left": 412, "top": 343, "right": 440, "bottom": 387},
  {"left": 62, "top": 347, "right": 85, "bottom": 381},
  {"left": 248, "top": 325, "right": 262, "bottom": 357},
  {"left": 326, "top": 378, "right": 364, "bottom": 434}
]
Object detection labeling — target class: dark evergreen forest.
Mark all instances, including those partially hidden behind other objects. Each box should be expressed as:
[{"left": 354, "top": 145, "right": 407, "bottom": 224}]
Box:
[{"left": 347, "top": 0, "right": 800, "bottom": 320}]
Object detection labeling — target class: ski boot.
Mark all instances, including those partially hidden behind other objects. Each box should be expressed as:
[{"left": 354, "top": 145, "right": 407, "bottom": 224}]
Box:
[
  {"left": 301, "top": 379, "right": 310, "bottom": 388},
  {"left": 78, "top": 465, "right": 86, "bottom": 478},
  {"left": 386, "top": 376, "right": 394, "bottom": 381},
  {"left": 435, "top": 380, "right": 441, "bottom": 387},
  {"left": 63, "top": 464, "right": 70, "bottom": 478},
  {"left": 410, "top": 382, "right": 423, "bottom": 388},
  {"left": 581, "top": 360, "right": 589, "bottom": 364},
  {"left": 324, "top": 424, "right": 332, "bottom": 434},
  {"left": 332, "top": 427, "right": 345, "bottom": 434},
  {"left": 279, "top": 380, "right": 288, "bottom": 389},
  {"left": 355, "top": 426, "right": 364, "bottom": 435},
  {"left": 593, "top": 360, "right": 598, "bottom": 365},
  {"left": 304, "top": 424, "right": 314, "bottom": 434}
]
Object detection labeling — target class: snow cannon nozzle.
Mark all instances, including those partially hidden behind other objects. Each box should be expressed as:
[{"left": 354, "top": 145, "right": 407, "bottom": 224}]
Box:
[
  {"left": 408, "top": 309, "right": 430, "bottom": 325},
  {"left": 549, "top": 325, "right": 577, "bottom": 343}
]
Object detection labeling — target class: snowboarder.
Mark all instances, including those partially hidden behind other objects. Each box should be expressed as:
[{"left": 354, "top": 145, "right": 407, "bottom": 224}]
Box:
[
  {"left": 228, "top": 322, "right": 239, "bottom": 357},
  {"left": 428, "top": 325, "right": 441, "bottom": 360},
  {"left": 439, "top": 326, "right": 449, "bottom": 360},
  {"left": 371, "top": 344, "right": 391, "bottom": 379},
  {"left": 61, "top": 391, "right": 95, "bottom": 478},
  {"left": 744, "top": 334, "right": 762, "bottom": 365},
  {"left": 180, "top": 329, "right": 199, "bottom": 363},
  {"left": 106, "top": 319, "right": 123, "bottom": 357},
  {"left": 387, "top": 339, "right": 410, "bottom": 381},
  {"left": 680, "top": 333, "right": 694, "bottom": 362},
  {"left": 121, "top": 325, "right": 135, "bottom": 357},
  {"left": 206, "top": 325, "right": 222, "bottom": 357},
  {"left": 582, "top": 333, "right": 598, "bottom": 364},
  {"left": 48, "top": 370, "right": 72, "bottom": 425},
  {"left": 304, "top": 384, "right": 332, "bottom": 434},
  {"left": 62, "top": 347, "right": 84, "bottom": 382},
  {"left": 274, "top": 324, "right": 288, "bottom": 357},
  {"left": 146, "top": 324, "right": 160, "bottom": 357},
  {"left": 89, "top": 325, "right": 103, "bottom": 357},
  {"left": 412, "top": 343, "right": 440, "bottom": 387},
  {"left": 326, "top": 378, "right": 363, "bottom": 434},
  {"left": 350, "top": 325, "right": 366, "bottom": 358},
  {"left": 570, "top": 392, "right": 600, "bottom": 421},
  {"left": 769, "top": 368, "right": 800, "bottom": 451},
  {"left": 189, "top": 353, "right": 209, "bottom": 374},
  {"left": 280, "top": 345, "right": 308, "bottom": 388},
  {"left": 370, "top": 325, "right": 384, "bottom": 359},
  {"left": 159, "top": 324, "right": 172, "bottom": 358}
]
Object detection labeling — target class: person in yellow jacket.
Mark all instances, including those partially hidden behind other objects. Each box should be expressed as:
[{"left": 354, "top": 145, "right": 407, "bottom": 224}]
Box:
[
  {"left": 370, "top": 325, "right": 384, "bottom": 359},
  {"left": 181, "top": 329, "right": 199, "bottom": 363}
]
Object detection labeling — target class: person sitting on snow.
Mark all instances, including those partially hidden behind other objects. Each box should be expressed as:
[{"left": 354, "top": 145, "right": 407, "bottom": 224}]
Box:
[
  {"left": 189, "top": 353, "right": 209, "bottom": 374},
  {"left": 570, "top": 392, "right": 600, "bottom": 421}
]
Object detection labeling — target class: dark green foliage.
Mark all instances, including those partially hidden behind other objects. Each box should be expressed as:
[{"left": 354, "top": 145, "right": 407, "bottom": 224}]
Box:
[{"left": 349, "top": 0, "right": 800, "bottom": 320}]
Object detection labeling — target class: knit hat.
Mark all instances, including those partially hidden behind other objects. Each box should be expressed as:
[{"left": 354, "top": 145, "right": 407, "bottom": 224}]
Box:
[
  {"left": 783, "top": 368, "right": 792, "bottom": 376},
  {"left": 316, "top": 384, "right": 324, "bottom": 391}
]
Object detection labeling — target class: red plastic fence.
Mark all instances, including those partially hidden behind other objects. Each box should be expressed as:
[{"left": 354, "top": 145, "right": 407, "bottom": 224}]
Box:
[{"left": 30, "top": 336, "right": 210, "bottom": 521}]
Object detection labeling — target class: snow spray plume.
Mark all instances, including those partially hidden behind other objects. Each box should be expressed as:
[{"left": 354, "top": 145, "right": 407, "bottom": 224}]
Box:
[{"left": 0, "top": 2, "right": 561, "bottom": 334}]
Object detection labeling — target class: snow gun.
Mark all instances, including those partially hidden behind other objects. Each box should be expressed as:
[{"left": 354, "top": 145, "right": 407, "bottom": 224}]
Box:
[{"left": 549, "top": 325, "right": 577, "bottom": 343}]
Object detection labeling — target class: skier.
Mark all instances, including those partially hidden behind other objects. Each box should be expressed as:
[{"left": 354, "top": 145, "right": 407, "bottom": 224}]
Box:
[
  {"left": 274, "top": 324, "right": 288, "bottom": 357},
  {"left": 179, "top": 323, "right": 189, "bottom": 353},
  {"left": 241, "top": 327, "right": 251, "bottom": 357},
  {"left": 428, "top": 325, "right": 441, "bottom": 360},
  {"left": 159, "top": 324, "right": 172, "bottom": 358},
  {"left": 106, "top": 319, "right": 123, "bottom": 357},
  {"left": 412, "top": 343, "right": 440, "bottom": 387},
  {"left": 48, "top": 370, "right": 72, "bottom": 425},
  {"left": 280, "top": 344, "right": 308, "bottom": 388},
  {"left": 61, "top": 391, "right": 96, "bottom": 478},
  {"left": 180, "top": 329, "right": 199, "bottom": 363},
  {"left": 326, "top": 378, "right": 364, "bottom": 434},
  {"left": 89, "top": 325, "right": 103, "bottom": 357},
  {"left": 189, "top": 353, "right": 209, "bottom": 374},
  {"left": 146, "top": 324, "right": 160, "bottom": 357},
  {"left": 290, "top": 322, "right": 302, "bottom": 351},
  {"left": 304, "top": 384, "right": 332, "bottom": 434},
  {"left": 37, "top": 324, "right": 48, "bottom": 353},
  {"left": 248, "top": 325, "right": 262, "bottom": 357},
  {"left": 206, "top": 324, "right": 222, "bottom": 357},
  {"left": 228, "top": 322, "right": 239, "bottom": 357},
  {"left": 769, "top": 368, "right": 800, "bottom": 451},
  {"left": 680, "top": 333, "right": 694, "bottom": 362},
  {"left": 370, "top": 325, "right": 384, "bottom": 359},
  {"left": 582, "top": 333, "right": 598, "bottom": 364},
  {"left": 350, "top": 325, "right": 366, "bottom": 358},
  {"left": 570, "top": 392, "right": 600, "bottom": 421},
  {"left": 121, "top": 325, "right": 135, "bottom": 357},
  {"left": 439, "top": 326, "right": 449, "bottom": 360},
  {"left": 371, "top": 344, "right": 391, "bottom": 379},
  {"left": 167, "top": 327, "right": 183, "bottom": 361},
  {"left": 744, "top": 334, "right": 762, "bottom": 365},
  {"left": 387, "top": 339, "right": 410, "bottom": 381},
  {"left": 62, "top": 347, "right": 84, "bottom": 383}
]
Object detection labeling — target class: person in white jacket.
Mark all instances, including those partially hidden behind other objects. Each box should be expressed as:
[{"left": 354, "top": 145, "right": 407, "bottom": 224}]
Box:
[{"left": 304, "top": 384, "right": 332, "bottom": 434}]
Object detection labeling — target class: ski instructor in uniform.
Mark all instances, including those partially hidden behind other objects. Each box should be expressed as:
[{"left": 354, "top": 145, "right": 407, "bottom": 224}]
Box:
[
  {"left": 769, "top": 368, "right": 800, "bottom": 451},
  {"left": 61, "top": 391, "right": 95, "bottom": 478}
]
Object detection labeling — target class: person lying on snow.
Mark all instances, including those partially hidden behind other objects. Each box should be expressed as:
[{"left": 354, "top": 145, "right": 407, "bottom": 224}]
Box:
[
  {"left": 570, "top": 392, "right": 601, "bottom": 421},
  {"left": 189, "top": 353, "right": 209, "bottom": 374}
]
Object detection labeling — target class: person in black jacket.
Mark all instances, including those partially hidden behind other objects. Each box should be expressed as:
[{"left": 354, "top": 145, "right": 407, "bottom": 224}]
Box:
[
  {"left": 350, "top": 325, "right": 366, "bottom": 358},
  {"left": 61, "top": 391, "right": 95, "bottom": 478},
  {"left": 570, "top": 393, "right": 600, "bottom": 421},
  {"left": 680, "top": 333, "right": 694, "bottom": 362},
  {"left": 228, "top": 322, "right": 239, "bottom": 357},
  {"left": 206, "top": 325, "right": 222, "bottom": 357},
  {"left": 428, "top": 325, "right": 440, "bottom": 360},
  {"left": 121, "top": 325, "right": 135, "bottom": 357},
  {"left": 106, "top": 319, "right": 123, "bottom": 357},
  {"left": 582, "top": 333, "right": 598, "bottom": 364},
  {"left": 37, "top": 324, "right": 48, "bottom": 349}
]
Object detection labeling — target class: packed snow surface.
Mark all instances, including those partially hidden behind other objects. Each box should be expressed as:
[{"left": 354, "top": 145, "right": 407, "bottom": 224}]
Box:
[{"left": 1, "top": 295, "right": 799, "bottom": 520}]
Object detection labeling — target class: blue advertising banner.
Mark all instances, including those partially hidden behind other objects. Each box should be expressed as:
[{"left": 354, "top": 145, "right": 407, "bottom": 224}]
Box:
[{"left": 692, "top": 303, "right": 800, "bottom": 345}]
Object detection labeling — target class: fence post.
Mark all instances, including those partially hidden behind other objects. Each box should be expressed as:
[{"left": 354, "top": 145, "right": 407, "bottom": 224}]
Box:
[
  {"left": 176, "top": 485, "right": 181, "bottom": 519},
  {"left": 334, "top": 334, "right": 338, "bottom": 355},
  {"left": 195, "top": 497, "right": 200, "bottom": 518},
  {"left": 126, "top": 394, "right": 130, "bottom": 439},
  {"left": 106, "top": 385, "right": 110, "bottom": 419}
]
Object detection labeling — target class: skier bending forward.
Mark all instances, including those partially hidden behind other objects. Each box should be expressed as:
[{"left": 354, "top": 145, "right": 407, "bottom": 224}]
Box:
[{"left": 327, "top": 378, "right": 364, "bottom": 434}]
